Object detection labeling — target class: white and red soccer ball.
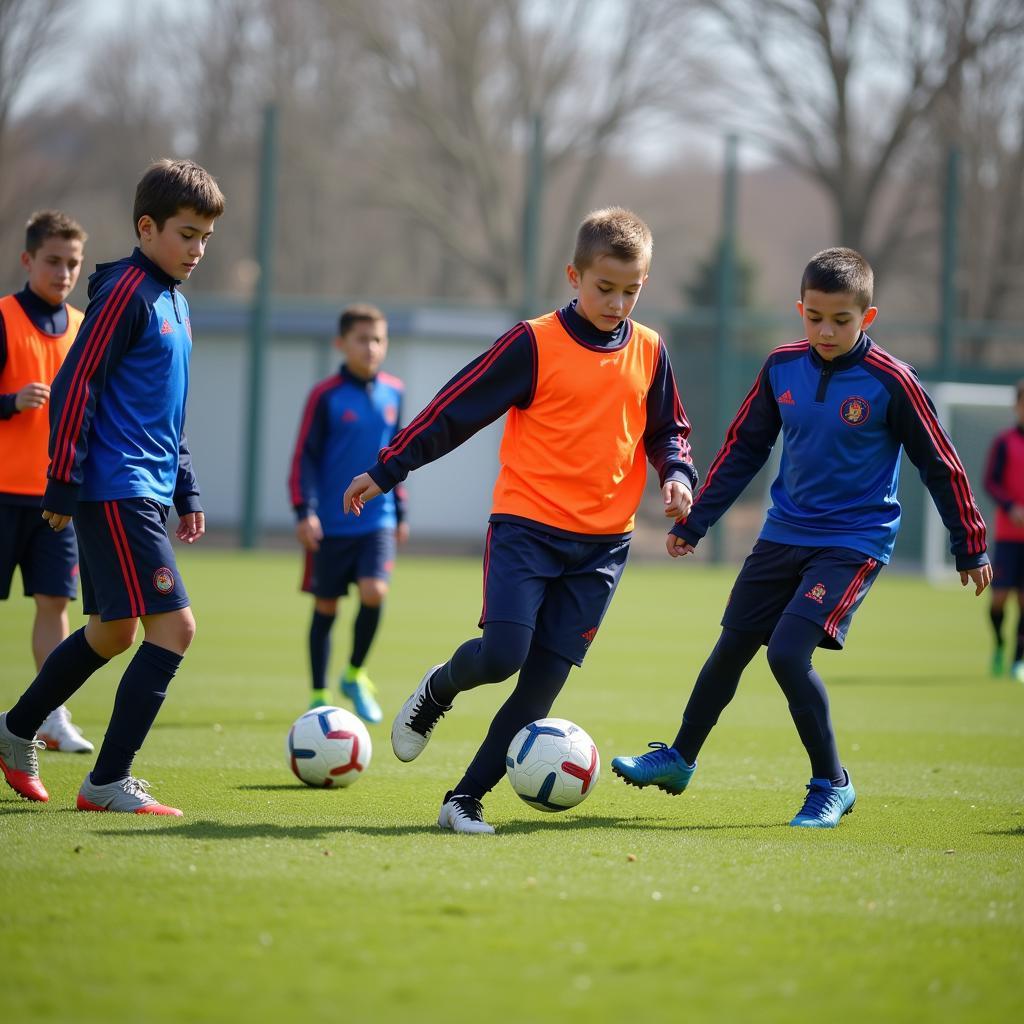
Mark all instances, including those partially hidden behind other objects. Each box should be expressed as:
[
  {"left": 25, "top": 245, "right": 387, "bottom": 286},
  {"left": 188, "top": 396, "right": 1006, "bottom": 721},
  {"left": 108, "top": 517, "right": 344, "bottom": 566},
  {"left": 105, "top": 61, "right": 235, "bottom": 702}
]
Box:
[
  {"left": 505, "top": 717, "right": 600, "bottom": 812},
  {"left": 286, "top": 706, "right": 372, "bottom": 788}
]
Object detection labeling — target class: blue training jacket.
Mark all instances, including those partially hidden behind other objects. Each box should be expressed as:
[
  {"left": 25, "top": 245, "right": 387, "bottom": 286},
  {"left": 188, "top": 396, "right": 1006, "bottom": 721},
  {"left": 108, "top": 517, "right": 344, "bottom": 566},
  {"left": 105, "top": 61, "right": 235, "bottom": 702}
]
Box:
[
  {"left": 672, "top": 334, "right": 988, "bottom": 570},
  {"left": 44, "top": 248, "right": 201, "bottom": 517},
  {"left": 289, "top": 365, "right": 405, "bottom": 536}
]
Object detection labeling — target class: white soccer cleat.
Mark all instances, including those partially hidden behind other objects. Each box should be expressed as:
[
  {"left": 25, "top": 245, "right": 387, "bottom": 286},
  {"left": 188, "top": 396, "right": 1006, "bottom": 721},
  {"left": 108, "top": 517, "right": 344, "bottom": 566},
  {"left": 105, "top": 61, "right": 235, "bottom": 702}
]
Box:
[
  {"left": 437, "top": 791, "right": 495, "bottom": 835},
  {"left": 37, "top": 706, "right": 94, "bottom": 753},
  {"left": 391, "top": 664, "right": 448, "bottom": 762}
]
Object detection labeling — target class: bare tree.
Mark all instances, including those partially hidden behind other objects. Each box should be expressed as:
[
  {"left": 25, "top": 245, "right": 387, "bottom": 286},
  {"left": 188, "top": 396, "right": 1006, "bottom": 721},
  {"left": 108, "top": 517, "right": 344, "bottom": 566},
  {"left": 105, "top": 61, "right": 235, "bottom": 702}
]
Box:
[
  {"left": 690, "top": 0, "right": 1024, "bottom": 278},
  {"left": 333, "top": 0, "right": 701, "bottom": 304}
]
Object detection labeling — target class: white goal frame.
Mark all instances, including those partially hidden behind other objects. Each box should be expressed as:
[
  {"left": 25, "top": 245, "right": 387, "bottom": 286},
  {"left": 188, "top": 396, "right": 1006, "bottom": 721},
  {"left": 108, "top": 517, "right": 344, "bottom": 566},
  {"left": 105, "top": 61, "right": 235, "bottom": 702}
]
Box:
[{"left": 923, "top": 382, "right": 1015, "bottom": 584}]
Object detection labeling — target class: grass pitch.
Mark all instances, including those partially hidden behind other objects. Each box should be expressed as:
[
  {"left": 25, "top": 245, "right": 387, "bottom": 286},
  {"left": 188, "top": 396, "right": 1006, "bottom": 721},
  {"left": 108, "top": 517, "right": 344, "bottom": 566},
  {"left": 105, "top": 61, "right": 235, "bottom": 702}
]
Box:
[{"left": 1, "top": 549, "right": 1022, "bottom": 1023}]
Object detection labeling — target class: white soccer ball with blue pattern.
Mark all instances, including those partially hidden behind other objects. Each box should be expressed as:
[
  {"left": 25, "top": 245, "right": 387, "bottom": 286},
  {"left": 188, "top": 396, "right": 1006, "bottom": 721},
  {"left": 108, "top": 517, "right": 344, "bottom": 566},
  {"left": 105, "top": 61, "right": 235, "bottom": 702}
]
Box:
[
  {"left": 505, "top": 717, "right": 600, "bottom": 812},
  {"left": 286, "top": 706, "right": 372, "bottom": 788}
]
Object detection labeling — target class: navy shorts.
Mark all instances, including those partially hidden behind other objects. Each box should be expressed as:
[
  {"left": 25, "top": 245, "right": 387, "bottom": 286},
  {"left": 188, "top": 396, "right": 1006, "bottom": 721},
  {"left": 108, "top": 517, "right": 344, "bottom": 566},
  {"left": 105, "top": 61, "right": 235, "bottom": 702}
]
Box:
[
  {"left": 722, "top": 539, "right": 884, "bottom": 650},
  {"left": 75, "top": 499, "right": 189, "bottom": 621},
  {"left": 479, "top": 520, "right": 630, "bottom": 666},
  {"left": 992, "top": 540, "right": 1024, "bottom": 591},
  {"left": 0, "top": 502, "right": 78, "bottom": 600},
  {"left": 302, "top": 529, "right": 396, "bottom": 598}
]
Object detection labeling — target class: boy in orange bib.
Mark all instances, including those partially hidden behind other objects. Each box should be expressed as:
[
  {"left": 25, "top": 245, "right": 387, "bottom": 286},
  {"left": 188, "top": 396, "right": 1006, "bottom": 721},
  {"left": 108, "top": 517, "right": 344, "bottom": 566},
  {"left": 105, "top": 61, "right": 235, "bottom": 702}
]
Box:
[{"left": 344, "top": 208, "right": 698, "bottom": 833}]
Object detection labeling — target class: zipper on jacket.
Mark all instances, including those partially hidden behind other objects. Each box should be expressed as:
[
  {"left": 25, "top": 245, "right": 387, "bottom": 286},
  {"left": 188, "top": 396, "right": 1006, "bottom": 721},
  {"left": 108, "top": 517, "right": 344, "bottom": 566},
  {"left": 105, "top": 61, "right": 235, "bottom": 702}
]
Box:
[{"left": 814, "top": 363, "right": 833, "bottom": 404}]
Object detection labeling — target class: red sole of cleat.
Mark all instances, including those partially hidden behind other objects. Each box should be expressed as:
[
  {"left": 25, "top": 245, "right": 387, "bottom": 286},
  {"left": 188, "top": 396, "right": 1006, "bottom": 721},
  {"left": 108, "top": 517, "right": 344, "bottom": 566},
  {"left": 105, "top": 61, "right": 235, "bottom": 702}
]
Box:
[
  {"left": 1, "top": 763, "right": 49, "bottom": 802},
  {"left": 76, "top": 795, "right": 182, "bottom": 815}
]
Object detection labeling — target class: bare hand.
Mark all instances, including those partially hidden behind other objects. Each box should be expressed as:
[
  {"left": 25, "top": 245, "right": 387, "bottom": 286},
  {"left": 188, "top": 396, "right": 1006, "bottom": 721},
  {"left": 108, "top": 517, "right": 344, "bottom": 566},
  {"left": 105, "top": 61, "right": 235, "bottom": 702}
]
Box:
[
  {"left": 41, "top": 509, "right": 71, "bottom": 531},
  {"left": 296, "top": 514, "right": 323, "bottom": 552},
  {"left": 397, "top": 521, "right": 410, "bottom": 546},
  {"left": 343, "top": 473, "right": 382, "bottom": 515},
  {"left": 176, "top": 511, "right": 205, "bottom": 544},
  {"left": 663, "top": 481, "right": 693, "bottom": 520},
  {"left": 666, "top": 534, "right": 695, "bottom": 558},
  {"left": 16, "top": 382, "right": 49, "bottom": 411},
  {"left": 960, "top": 563, "right": 992, "bottom": 596},
  {"left": 1010, "top": 505, "right": 1024, "bottom": 527}
]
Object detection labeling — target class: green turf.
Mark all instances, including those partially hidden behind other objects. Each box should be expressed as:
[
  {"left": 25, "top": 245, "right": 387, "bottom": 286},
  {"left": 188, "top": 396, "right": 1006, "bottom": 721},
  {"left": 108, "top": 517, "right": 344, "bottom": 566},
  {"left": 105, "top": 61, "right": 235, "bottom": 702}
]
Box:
[{"left": 1, "top": 550, "right": 1022, "bottom": 1023}]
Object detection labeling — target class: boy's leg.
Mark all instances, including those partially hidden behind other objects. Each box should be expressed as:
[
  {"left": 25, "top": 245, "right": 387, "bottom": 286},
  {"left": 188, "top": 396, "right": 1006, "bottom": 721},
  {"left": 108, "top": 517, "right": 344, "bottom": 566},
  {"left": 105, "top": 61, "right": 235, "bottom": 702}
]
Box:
[
  {"left": 31, "top": 594, "right": 94, "bottom": 753},
  {"left": 71, "top": 499, "right": 190, "bottom": 814},
  {"left": 989, "top": 590, "right": 1008, "bottom": 675},
  {"left": 451, "top": 640, "right": 573, "bottom": 800},
  {"left": 392, "top": 522, "right": 552, "bottom": 762},
  {"left": 309, "top": 598, "right": 337, "bottom": 708},
  {"left": 340, "top": 572, "right": 391, "bottom": 723},
  {"left": 1013, "top": 589, "right": 1024, "bottom": 682},
  {"left": 392, "top": 621, "right": 533, "bottom": 762},
  {"left": 765, "top": 614, "right": 843, "bottom": 784}
]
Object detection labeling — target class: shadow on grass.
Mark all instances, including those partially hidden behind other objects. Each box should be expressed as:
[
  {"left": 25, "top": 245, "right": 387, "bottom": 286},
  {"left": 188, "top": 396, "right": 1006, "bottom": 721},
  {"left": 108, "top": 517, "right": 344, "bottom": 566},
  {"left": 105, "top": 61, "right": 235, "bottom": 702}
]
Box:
[
  {"left": 827, "top": 673, "right": 982, "bottom": 687},
  {"left": 981, "top": 825, "right": 1024, "bottom": 837},
  {"left": 89, "top": 813, "right": 781, "bottom": 841},
  {"left": 0, "top": 802, "right": 43, "bottom": 815}
]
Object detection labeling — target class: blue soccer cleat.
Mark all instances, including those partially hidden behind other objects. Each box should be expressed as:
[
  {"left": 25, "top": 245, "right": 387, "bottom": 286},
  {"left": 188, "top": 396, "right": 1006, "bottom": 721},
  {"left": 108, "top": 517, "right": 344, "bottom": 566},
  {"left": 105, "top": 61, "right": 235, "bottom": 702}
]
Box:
[
  {"left": 789, "top": 771, "right": 856, "bottom": 828},
  {"left": 611, "top": 742, "right": 696, "bottom": 796},
  {"left": 341, "top": 669, "right": 383, "bottom": 724}
]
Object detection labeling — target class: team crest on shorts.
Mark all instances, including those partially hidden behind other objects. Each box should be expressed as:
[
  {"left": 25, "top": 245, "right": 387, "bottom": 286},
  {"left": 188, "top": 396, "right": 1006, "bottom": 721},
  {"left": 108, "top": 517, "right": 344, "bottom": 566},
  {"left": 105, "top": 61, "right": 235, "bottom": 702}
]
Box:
[
  {"left": 153, "top": 567, "right": 175, "bottom": 595},
  {"left": 805, "top": 582, "right": 826, "bottom": 604},
  {"left": 839, "top": 396, "right": 870, "bottom": 426}
]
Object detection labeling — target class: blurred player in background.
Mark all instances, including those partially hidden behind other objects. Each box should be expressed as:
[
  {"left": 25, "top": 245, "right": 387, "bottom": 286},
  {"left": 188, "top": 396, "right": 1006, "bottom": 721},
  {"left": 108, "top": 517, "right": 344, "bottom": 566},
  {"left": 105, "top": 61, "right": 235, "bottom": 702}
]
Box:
[
  {"left": 289, "top": 304, "right": 407, "bottom": 722},
  {"left": 0, "top": 210, "right": 92, "bottom": 753},
  {"left": 983, "top": 379, "right": 1024, "bottom": 682}
]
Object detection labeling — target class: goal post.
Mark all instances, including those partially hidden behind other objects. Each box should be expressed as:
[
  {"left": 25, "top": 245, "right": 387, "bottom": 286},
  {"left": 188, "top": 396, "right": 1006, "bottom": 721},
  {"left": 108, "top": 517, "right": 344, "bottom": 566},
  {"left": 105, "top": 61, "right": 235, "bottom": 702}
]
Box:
[{"left": 922, "top": 382, "right": 1016, "bottom": 584}]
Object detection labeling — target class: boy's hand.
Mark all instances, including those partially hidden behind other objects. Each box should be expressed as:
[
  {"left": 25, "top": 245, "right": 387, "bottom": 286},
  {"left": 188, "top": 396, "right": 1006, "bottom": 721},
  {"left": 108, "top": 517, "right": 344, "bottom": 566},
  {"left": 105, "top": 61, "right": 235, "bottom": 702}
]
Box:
[
  {"left": 663, "top": 481, "right": 692, "bottom": 519},
  {"left": 666, "top": 534, "right": 695, "bottom": 558},
  {"left": 41, "top": 509, "right": 71, "bottom": 532},
  {"left": 16, "top": 382, "right": 50, "bottom": 411},
  {"left": 1010, "top": 504, "right": 1024, "bottom": 527},
  {"left": 176, "top": 511, "right": 205, "bottom": 544},
  {"left": 960, "top": 563, "right": 992, "bottom": 596},
  {"left": 397, "top": 522, "right": 410, "bottom": 546},
  {"left": 296, "top": 514, "right": 323, "bottom": 552},
  {"left": 343, "top": 473, "right": 382, "bottom": 515}
]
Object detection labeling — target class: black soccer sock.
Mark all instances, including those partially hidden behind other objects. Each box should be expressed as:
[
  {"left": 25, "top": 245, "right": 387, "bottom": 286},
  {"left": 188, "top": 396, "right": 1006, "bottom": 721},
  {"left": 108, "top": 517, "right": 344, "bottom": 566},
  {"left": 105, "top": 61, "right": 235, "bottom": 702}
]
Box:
[
  {"left": 429, "top": 621, "right": 534, "bottom": 707},
  {"left": 349, "top": 603, "right": 381, "bottom": 670},
  {"left": 766, "top": 614, "right": 844, "bottom": 785},
  {"left": 672, "top": 627, "right": 762, "bottom": 765},
  {"left": 308, "top": 610, "right": 334, "bottom": 691},
  {"left": 453, "top": 641, "right": 574, "bottom": 799},
  {"left": 5, "top": 628, "right": 108, "bottom": 739},
  {"left": 989, "top": 606, "right": 1005, "bottom": 648},
  {"left": 90, "top": 642, "right": 182, "bottom": 786}
]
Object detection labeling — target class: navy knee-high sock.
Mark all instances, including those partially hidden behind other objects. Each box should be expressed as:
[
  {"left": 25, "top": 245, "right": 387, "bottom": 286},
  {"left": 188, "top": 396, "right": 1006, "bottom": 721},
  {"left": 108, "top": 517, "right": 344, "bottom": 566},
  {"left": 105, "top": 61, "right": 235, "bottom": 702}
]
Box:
[
  {"left": 672, "top": 628, "right": 763, "bottom": 765},
  {"left": 990, "top": 606, "right": 1005, "bottom": 647},
  {"left": 309, "top": 610, "right": 334, "bottom": 691},
  {"left": 349, "top": 603, "right": 381, "bottom": 669},
  {"left": 428, "top": 621, "right": 534, "bottom": 706},
  {"left": 765, "top": 614, "right": 844, "bottom": 785},
  {"left": 6, "top": 628, "right": 108, "bottom": 739},
  {"left": 454, "top": 642, "right": 574, "bottom": 799},
  {"left": 91, "top": 642, "right": 183, "bottom": 786}
]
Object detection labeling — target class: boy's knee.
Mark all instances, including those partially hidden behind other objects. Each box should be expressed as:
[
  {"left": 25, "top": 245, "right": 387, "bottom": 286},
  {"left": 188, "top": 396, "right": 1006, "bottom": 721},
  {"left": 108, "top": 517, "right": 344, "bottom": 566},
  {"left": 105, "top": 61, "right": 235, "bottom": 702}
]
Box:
[
  {"left": 478, "top": 643, "right": 528, "bottom": 684},
  {"left": 357, "top": 578, "right": 388, "bottom": 606},
  {"left": 87, "top": 618, "right": 138, "bottom": 658},
  {"left": 33, "top": 594, "right": 70, "bottom": 619},
  {"left": 766, "top": 638, "right": 804, "bottom": 679}
]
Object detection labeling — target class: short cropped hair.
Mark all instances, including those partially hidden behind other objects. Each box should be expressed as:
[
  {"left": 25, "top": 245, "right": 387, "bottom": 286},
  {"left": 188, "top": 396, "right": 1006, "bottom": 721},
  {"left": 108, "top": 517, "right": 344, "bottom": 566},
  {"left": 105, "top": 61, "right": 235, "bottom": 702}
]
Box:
[
  {"left": 338, "top": 303, "right": 386, "bottom": 337},
  {"left": 801, "top": 247, "right": 874, "bottom": 310},
  {"left": 25, "top": 210, "right": 87, "bottom": 254},
  {"left": 133, "top": 158, "right": 225, "bottom": 237},
  {"left": 573, "top": 207, "right": 653, "bottom": 273}
]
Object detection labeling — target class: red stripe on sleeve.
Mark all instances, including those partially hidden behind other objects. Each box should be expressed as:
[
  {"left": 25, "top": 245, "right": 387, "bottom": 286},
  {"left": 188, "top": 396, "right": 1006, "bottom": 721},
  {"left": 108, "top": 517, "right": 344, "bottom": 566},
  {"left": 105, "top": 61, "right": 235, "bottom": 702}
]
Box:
[
  {"left": 52, "top": 268, "right": 146, "bottom": 481},
  {"left": 380, "top": 325, "right": 525, "bottom": 464},
  {"left": 288, "top": 376, "right": 341, "bottom": 507},
  {"left": 865, "top": 350, "right": 986, "bottom": 554}
]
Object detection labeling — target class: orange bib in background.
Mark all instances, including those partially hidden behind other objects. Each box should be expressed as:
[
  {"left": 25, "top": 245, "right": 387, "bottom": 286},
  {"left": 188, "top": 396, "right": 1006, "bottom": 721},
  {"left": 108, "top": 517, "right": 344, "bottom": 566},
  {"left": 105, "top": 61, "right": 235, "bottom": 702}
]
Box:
[
  {"left": 0, "top": 295, "right": 83, "bottom": 496},
  {"left": 491, "top": 311, "right": 661, "bottom": 535}
]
